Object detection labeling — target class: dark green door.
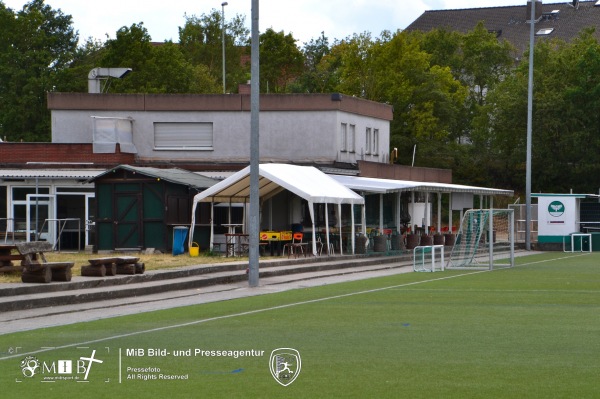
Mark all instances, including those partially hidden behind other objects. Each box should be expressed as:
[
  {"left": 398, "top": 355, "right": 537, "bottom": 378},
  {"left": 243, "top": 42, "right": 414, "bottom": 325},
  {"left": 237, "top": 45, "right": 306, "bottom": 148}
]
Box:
[{"left": 115, "top": 193, "right": 141, "bottom": 248}]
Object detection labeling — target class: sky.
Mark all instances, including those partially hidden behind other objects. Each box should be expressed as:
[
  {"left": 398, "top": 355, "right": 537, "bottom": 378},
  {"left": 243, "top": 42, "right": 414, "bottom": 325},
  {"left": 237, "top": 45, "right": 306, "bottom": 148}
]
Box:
[{"left": 3, "top": 0, "right": 527, "bottom": 45}]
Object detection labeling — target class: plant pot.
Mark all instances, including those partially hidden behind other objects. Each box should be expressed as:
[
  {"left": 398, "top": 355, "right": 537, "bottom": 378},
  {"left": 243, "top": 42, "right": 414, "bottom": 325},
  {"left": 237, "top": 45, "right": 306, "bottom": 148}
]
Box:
[
  {"left": 373, "top": 235, "right": 387, "bottom": 252},
  {"left": 355, "top": 235, "right": 368, "bottom": 254},
  {"left": 433, "top": 234, "right": 445, "bottom": 245},
  {"left": 420, "top": 235, "right": 433, "bottom": 246},
  {"left": 390, "top": 235, "right": 405, "bottom": 250},
  {"left": 406, "top": 234, "right": 420, "bottom": 250},
  {"left": 444, "top": 233, "right": 456, "bottom": 246}
]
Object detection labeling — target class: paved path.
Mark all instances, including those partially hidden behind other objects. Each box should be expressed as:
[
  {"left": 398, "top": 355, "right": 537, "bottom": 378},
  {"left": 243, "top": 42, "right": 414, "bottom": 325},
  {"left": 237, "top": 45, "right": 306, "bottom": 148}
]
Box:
[
  {"left": 0, "top": 263, "right": 414, "bottom": 334},
  {"left": 1, "top": 249, "right": 539, "bottom": 334}
]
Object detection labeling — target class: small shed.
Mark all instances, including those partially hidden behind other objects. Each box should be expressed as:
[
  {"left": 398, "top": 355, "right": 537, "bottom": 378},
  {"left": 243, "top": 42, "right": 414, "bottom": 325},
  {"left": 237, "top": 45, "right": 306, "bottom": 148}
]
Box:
[{"left": 90, "top": 165, "right": 218, "bottom": 252}]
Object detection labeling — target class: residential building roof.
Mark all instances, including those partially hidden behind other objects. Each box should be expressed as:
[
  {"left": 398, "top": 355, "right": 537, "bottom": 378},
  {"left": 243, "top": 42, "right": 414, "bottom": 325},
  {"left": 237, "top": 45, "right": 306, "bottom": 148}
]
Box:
[{"left": 406, "top": 1, "right": 600, "bottom": 54}]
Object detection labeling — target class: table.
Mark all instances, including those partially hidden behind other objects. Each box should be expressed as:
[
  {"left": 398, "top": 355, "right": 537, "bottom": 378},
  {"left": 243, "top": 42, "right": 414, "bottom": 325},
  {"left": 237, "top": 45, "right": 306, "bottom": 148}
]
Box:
[
  {"left": 222, "top": 224, "right": 244, "bottom": 234},
  {"left": 225, "top": 233, "right": 249, "bottom": 257},
  {"left": 0, "top": 244, "right": 24, "bottom": 273}
]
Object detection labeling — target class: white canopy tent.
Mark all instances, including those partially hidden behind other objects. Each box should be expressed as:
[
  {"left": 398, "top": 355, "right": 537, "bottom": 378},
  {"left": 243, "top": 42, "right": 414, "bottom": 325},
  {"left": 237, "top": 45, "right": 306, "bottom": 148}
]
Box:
[
  {"left": 330, "top": 175, "right": 514, "bottom": 234},
  {"left": 190, "top": 164, "right": 365, "bottom": 255}
]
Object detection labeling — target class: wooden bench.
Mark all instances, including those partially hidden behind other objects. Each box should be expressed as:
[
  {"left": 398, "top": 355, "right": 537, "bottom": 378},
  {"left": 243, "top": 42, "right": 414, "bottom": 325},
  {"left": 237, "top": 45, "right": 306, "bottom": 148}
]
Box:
[
  {"left": 82, "top": 256, "right": 144, "bottom": 277},
  {"left": 16, "top": 241, "right": 74, "bottom": 284},
  {"left": 0, "top": 244, "right": 25, "bottom": 274},
  {"left": 81, "top": 257, "right": 118, "bottom": 277}
]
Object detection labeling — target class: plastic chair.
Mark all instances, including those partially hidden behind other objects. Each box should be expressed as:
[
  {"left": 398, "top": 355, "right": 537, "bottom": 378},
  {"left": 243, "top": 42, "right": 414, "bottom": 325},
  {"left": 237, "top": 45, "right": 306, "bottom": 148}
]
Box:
[{"left": 283, "top": 232, "right": 305, "bottom": 258}]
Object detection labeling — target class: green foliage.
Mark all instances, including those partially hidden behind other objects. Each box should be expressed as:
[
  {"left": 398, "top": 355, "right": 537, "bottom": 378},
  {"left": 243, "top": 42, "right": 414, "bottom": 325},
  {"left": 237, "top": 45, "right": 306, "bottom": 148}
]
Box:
[
  {"left": 178, "top": 10, "right": 249, "bottom": 93},
  {"left": 259, "top": 28, "right": 304, "bottom": 93},
  {"left": 3, "top": 2, "right": 600, "bottom": 193},
  {"left": 0, "top": 0, "right": 78, "bottom": 142}
]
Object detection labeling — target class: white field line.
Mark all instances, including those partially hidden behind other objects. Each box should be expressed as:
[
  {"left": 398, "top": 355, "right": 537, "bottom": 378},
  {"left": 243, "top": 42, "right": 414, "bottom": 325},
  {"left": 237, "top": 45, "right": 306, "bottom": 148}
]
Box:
[
  {"left": 0, "top": 251, "right": 589, "bottom": 361},
  {"left": 1, "top": 271, "right": 486, "bottom": 361}
]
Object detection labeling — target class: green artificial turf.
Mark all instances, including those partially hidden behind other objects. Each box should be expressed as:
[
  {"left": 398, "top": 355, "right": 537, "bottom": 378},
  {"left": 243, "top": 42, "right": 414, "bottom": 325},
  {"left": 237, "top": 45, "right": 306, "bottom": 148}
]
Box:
[{"left": 1, "top": 252, "right": 599, "bottom": 398}]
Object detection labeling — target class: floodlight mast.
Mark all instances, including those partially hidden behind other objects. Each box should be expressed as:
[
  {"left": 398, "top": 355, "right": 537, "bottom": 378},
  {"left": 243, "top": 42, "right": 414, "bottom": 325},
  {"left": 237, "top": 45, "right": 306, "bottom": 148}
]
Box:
[
  {"left": 221, "top": 2, "right": 228, "bottom": 94},
  {"left": 248, "top": 0, "right": 260, "bottom": 287},
  {"left": 526, "top": 1, "right": 535, "bottom": 251}
]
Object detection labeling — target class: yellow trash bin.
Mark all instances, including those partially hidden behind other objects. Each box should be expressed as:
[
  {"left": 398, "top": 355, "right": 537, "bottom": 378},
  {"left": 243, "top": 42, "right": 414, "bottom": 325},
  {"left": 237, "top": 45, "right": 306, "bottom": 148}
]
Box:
[{"left": 190, "top": 242, "right": 200, "bottom": 257}]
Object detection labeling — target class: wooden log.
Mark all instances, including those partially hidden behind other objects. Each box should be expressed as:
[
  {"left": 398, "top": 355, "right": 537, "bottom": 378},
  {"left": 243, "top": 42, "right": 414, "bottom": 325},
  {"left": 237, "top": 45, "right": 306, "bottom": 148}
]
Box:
[
  {"left": 22, "top": 266, "right": 51, "bottom": 283},
  {"left": 105, "top": 263, "right": 117, "bottom": 276},
  {"left": 116, "top": 263, "right": 136, "bottom": 275},
  {"left": 0, "top": 265, "right": 21, "bottom": 274},
  {"left": 81, "top": 264, "right": 106, "bottom": 277},
  {"left": 134, "top": 262, "right": 145, "bottom": 274},
  {"left": 51, "top": 268, "right": 72, "bottom": 282}
]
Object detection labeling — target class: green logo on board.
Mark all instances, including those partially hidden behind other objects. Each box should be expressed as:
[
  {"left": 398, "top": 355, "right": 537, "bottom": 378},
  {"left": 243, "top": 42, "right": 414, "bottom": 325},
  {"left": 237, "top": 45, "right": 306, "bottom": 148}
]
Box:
[{"left": 548, "top": 201, "right": 565, "bottom": 217}]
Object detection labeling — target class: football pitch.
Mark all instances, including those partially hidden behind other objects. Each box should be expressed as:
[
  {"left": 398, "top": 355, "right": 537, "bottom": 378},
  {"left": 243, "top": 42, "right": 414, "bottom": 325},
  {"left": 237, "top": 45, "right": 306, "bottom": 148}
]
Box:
[{"left": 1, "top": 252, "right": 599, "bottom": 398}]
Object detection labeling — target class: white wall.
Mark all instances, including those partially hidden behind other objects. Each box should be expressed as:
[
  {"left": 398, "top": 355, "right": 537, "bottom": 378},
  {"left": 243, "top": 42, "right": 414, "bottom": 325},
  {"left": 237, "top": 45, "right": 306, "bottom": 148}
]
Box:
[{"left": 51, "top": 109, "right": 390, "bottom": 164}]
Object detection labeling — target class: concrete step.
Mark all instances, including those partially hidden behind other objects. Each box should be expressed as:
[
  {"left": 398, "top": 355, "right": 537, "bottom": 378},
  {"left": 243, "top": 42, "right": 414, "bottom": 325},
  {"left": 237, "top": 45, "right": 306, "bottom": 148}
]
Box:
[{"left": 0, "top": 253, "right": 414, "bottom": 312}]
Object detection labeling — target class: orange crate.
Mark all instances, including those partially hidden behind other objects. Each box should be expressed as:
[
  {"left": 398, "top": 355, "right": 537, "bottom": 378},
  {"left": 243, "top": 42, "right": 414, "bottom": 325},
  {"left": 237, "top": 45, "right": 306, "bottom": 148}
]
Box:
[
  {"left": 280, "top": 231, "right": 292, "bottom": 241},
  {"left": 260, "top": 231, "right": 280, "bottom": 241}
]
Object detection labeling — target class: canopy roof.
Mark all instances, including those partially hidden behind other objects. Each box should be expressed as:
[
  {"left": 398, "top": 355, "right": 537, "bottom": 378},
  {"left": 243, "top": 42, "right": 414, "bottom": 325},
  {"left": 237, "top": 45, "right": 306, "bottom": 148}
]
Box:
[
  {"left": 330, "top": 175, "right": 514, "bottom": 197},
  {"left": 193, "top": 163, "right": 364, "bottom": 205}
]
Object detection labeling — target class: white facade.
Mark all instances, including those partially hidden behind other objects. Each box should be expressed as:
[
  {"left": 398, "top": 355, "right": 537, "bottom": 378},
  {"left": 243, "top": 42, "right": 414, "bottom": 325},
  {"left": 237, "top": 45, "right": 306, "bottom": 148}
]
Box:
[{"left": 49, "top": 93, "right": 393, "bottom": 166}]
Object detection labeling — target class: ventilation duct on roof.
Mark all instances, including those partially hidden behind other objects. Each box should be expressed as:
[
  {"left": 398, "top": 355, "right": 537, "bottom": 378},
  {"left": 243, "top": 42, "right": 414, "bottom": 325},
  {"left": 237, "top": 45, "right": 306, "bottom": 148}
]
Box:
[{"left": 88, "top": 67, "right": 132, "bottom": 93}]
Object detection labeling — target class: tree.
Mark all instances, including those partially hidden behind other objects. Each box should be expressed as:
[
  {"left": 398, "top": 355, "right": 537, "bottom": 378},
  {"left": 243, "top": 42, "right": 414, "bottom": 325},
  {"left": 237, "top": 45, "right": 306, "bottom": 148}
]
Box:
[
  {"left": 95, "top": 23, "right": 219, "bottom": 94},
  {"left": 473, "top": 29, "right": 600, "bottom": 194},
  {"left": 100, "top": 23, "right": 154, "bottom": 92},
  {"left": 328, "top": 32, "right": 379, "bottom": 98},
  {"left": 291, "top": 32, "right": 337, "bottom": 93},
  {"left": 259, "top": 28, "right": 304, "bottom": 93},
  {"left": 370, "top": 31, "right": 467, "bottom": 168},
  {"left": 0, "top": 0, "right": 78, "bottom": 141},
  {"left": 178, "top": 10, "right": 249, "bottom": 93}
]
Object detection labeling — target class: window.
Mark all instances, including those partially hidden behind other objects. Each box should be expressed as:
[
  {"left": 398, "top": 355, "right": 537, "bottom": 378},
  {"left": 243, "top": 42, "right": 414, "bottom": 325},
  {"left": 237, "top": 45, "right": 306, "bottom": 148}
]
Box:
[
  {"left": 92, "top": 116, "right": 136, "bottom": 154},
  {"left": 365, "top": 128, "right": 372, "bottom": 155},
  {"left": 349, "top": 124, "right": 356, "bottom": 153},
  {"left": 340, "top": 123, "right": 347, "bottom": 152},
  {"left": 373, "top": 129, "right": 379, "bottom": 155},
  {"left": 154, "top": 122, "right": 213, "bottom": 150}
]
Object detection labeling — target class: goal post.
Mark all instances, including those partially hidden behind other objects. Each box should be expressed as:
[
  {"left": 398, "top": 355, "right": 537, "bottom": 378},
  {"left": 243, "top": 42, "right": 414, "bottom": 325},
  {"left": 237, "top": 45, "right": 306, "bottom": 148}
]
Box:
[
  {"left": 447, "top": 209, "right": 515, "bottom": 270},
  {"left": 413, "top": 245, "right": 445, "bottom": 272}
]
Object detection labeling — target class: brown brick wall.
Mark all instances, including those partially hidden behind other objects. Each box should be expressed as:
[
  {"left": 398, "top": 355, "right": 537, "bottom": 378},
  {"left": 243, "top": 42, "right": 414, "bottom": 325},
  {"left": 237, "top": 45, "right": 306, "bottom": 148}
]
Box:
[
  {"left": 0, "top": 143, "right": 135, "bottom": 168},
  {"left": 358, "top": 160, "right": 452, "bottom": 183},
  {"left": 47, "top": 92, "right": 394, "bottom": 121}
]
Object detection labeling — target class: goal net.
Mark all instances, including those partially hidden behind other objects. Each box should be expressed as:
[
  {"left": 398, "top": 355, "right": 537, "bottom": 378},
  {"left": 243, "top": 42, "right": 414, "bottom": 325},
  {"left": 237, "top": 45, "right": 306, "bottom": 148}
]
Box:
[
  {"left": 447, "top": 209, "right": 515, "bottom": 270},
  {"left": 413, "top": 245, "right": 445, "bottom": 272}
]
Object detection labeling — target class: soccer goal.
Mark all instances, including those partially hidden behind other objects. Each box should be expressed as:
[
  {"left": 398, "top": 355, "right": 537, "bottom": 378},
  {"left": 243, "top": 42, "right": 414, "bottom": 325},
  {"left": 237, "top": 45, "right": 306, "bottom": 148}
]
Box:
[
  {"left": 413, "top": 245, "right": 445, "bottom": 272},
  {"left": 447, "top": 209, "right": 515, "bottom": 270}
]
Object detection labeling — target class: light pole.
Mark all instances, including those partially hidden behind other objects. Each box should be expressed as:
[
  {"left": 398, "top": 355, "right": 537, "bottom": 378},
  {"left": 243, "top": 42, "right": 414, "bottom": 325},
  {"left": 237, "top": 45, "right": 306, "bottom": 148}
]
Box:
[
  {"left": 526, "top": 0, "right": 535, "bottom": 251},
  {"left": 221, "top": 2, "right": 228, "bottom": 94}
]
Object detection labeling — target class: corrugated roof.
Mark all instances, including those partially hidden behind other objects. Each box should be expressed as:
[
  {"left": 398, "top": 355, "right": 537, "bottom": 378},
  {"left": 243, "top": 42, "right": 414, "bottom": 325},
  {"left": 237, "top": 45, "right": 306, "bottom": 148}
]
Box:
[
  {"left": 90, "top": 165, "right": 218, "bottom": 189},
  {"left": 0, "top": 169, "right": 104, "bottom": 179}
]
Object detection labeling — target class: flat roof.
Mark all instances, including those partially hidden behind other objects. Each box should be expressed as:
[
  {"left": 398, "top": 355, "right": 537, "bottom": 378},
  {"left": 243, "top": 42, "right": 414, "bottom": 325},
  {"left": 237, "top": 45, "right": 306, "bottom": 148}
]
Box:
[
  {"left": 331, "top": 175, "right": 514, "bottom": 196},
  {"left": 0, "top": 169, "right": 104, "bottom": 179}
]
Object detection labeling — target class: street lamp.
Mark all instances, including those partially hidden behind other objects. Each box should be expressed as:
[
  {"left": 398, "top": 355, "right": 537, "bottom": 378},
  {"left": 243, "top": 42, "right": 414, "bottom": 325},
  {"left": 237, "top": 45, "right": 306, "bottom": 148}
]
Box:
[{"left": 221, "top": 2, "right": 228, "bottom": 94}]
